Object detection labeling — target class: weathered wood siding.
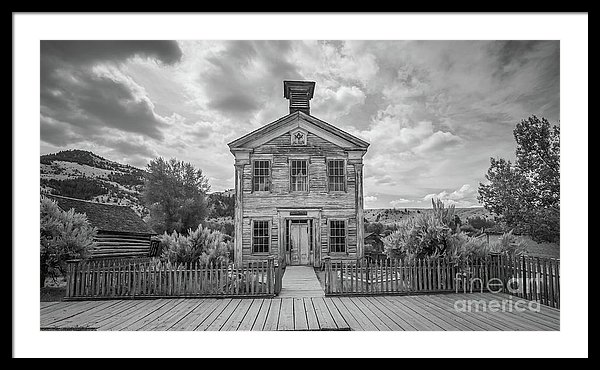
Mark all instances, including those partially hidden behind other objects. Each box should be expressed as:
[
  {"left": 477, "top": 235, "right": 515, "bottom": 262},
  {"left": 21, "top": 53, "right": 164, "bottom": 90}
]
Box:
[
  {"left": 89, "top": 231, "right": 152, "bottom": 259},
  {"left": 241, "top": 132, "right": 359, "bottom": 263}
]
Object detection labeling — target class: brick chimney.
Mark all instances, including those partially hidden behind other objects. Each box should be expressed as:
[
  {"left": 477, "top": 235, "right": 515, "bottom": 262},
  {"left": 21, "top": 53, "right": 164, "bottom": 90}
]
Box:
[{"left": 284, "top": 80, "right": 315, "bottom": 115}]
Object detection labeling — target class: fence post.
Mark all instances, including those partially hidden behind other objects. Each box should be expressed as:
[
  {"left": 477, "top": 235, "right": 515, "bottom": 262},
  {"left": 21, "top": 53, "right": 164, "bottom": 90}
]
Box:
[
  {"left": 324, "top": 256, "right": 331, "bottom": 294},
  {"left": 267, "top": 257, "right": 274, "bottom": 295},
  {"left": 66, "top": 260, "right": 77, "bottom": 298},
  {"left": 521, "top": 255, "right": 527, "bottom": 300}
]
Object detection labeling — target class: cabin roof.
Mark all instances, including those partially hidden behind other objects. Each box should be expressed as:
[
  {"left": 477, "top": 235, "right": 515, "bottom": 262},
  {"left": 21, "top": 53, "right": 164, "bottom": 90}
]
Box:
[
  {"left": 45, "top": 194, "right": 155, "bottom": 235},
  {"left": 364, "top": 232, "right": 383, "bottom": 239},
  {"left": 227, "top": 111, "right": 370, "bottom": 150}
]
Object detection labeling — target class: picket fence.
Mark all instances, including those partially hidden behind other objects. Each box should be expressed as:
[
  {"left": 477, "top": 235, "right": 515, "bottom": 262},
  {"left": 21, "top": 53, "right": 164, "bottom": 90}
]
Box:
[
  {"left": 323, "top": 253, "right": 560, "bottom": 308},
  {"left": 65, "top": 257, "right": 284, "bottom": 300}
]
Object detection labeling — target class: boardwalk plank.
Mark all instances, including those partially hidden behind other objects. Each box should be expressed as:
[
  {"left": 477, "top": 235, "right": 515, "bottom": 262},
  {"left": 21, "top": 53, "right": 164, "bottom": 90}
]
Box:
[
  {"left": 415, "top": 296, "right": 496, "bottom": 331},
  {"left": 368, "top": 296, "right": 419, "bottom": 331},
  {"left": 293, "top": 298, "right": 309, "bottom": 331},
  {"left": 303, "top": 298, "right": 320, "bottom": 331},
  {"left": 97, "top": 299, "right": 167, "bottom": 330},
  {"left": 447, "top": 293, "right": 550, "bottom": 331},
  {"left": 40, "top": 302, "right": 62, "bottom": 310},
  {"left": 323, "top": 298, "right": 350, "bottom": 330},
  {"left": 262, "top": 299, "right": 282, "bottom": 331},
  {"left": 470, "top": 292, "right": 560, "bottom": 327},
  {"left": 277, "top": 298, "right": 295, "bottom": 331},
  {"left": 170, "top": 299, "right": 221, "bottom": 331},
  {"left": 221, "top": 299, "right": 254, "bottom": 331},
  {"left": 379, "top": 296, "right": 440, "bottom": 331},
  {"left": 251, "top": 299, "right": 271, "bottom": 331},
  {"left": 108, "top": 299, "right": 173, "bottom": 331},
  {"left": 403, "top": 296, "right": 471, "bottom": 330},
  {"left": 460, "top": 293, "right": 557, "bottom": 330},
  {"left": 356, "top": 297, "right": 404, "bottom": 331},
  {"left": 150, "top": 299, "right": 206, "bottom": 331},
  {"left": 329, "top": 297, "right": 366, "bottom": 331},
  {"left": 338, "top": 297, "right": 379, "bottom": 331},
  {"left": 41, "top": 301, "right": 105, "bottom": 327},
  {"left": 41, "top": 302, "right": 75, "bottom": 316},
  {"left": 194, "top": 299, "right": 234, "bottom": 331},
  {"left": 205, "top": 299, "right": 241, "bottom": 331},
  {"left": 432, "top": 294, "right": 526, "bottom": 331},
  {"left": 424, "top": 295, "right": 506, "bottom": 331},
  {"left": 311, "top": 297, "right": 337, "bottom": 330},
  {"left": 46, "top": 300, "right": 123, "bottom": 329},
  {"left": 61, "top": 300, "right": 134, "bottom": 329},
  {"left": 237, "top": 299, "right": 264, "bottom": 331},
  {"left": 80, "top": 300, "right": 145, "bottom": 330},
  {"left": 348, "top": 296, "right": 390, "bottom": 331},
  {"left": 136, "top": 299, "right": 188, "bottom": 330},
  {"left": 391, "top": 296, "right": 456, "bottom": 330},
  {"left": 470, "top": 293, "right": 559, "bottom": 330}
]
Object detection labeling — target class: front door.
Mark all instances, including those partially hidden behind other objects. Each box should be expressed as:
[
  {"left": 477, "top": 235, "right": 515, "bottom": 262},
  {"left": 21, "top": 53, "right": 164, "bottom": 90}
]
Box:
[{"left": 290, "top": 222, "right": 310, "bottom": 265}]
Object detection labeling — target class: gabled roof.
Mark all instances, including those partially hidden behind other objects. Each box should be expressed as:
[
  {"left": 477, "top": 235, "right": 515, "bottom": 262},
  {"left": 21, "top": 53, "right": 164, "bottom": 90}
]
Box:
[
  {"left": 45, "top": 194, "right": 155, "bottom": 235},
  {"left": 227, "top": 111, "right": 370, "bottom": 150},
  {"left": 364, "top": 232, "right": 384, "bottom": 240}
]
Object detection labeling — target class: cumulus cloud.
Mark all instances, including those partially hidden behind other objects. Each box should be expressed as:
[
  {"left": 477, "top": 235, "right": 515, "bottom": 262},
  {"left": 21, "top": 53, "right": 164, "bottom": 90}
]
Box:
[
  {"left": 199, "top": 40, "right": 303, "bottom": 121},
  {"left": 390, "top": 198, "right": 411, "bottom": 207},
  {"left": 40, "top": 40, "right": 183, "bottom": 150},
  {"left": 317, "top": 85, "right": 366, "bottom": 116},
  {"left": 423, "top": 184, "right": 479, "bottom": 207},
  {"left": 39, "top": 40, "right": 559, "bottom": 201}
]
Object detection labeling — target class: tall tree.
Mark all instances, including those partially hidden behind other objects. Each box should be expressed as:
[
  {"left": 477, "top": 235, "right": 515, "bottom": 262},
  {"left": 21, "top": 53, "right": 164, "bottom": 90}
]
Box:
[
  {"left": 143, "top": 157, "right": 211, "bottom": 234},
  {"left": 478, "top": 116, "right": 560, "bottom": 243}
]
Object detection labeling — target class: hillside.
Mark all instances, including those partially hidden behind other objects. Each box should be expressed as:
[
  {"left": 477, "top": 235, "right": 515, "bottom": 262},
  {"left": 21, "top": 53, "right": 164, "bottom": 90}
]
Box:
[
  {"left": 40, "top": 149, "right": 148, "bottom": 217},
  {"left": 364, "top": 207, "right": 493, "bottom": 225},
  {"left": 40, "top": 149, "right": 236, "bottom": 221}
]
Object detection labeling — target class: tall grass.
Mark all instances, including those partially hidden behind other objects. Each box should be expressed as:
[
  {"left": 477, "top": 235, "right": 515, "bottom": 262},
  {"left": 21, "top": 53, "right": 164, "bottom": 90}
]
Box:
[{"left": 383, "top": 199, "right": 523, "bottom": 263}]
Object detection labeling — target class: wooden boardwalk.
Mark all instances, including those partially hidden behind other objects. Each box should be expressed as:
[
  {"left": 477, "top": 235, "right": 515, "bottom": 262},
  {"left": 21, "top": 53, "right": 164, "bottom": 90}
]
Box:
[
  {"left": 40, "top": 292, "right": 559, "bottom": 331},
  {"left": 278, "top": 266, "right": 325, "bottom": 298}
]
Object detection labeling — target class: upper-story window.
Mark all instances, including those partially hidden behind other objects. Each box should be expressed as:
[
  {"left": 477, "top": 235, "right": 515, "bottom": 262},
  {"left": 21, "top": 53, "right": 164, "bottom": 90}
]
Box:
[
  {"left": 327, "top": 159, "right": 345, "bottom": 191},
  {"left": 253, "top": 160, "right": 270, "bottom": 192},
  {"left": 290, "top": 159, "right": 308, "bottom": 192}
]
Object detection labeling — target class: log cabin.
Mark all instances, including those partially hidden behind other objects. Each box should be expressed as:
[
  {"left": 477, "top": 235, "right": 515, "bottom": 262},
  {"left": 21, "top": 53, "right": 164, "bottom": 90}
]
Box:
[
  {"left": 46, "top": 194, "right": 157, "bottom": 259},
  {"left": 228, "top": 80, "right": 370, "bottom": 267}
]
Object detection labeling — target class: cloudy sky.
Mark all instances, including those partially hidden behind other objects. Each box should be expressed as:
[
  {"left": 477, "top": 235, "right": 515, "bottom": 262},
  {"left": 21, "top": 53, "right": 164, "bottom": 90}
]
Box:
[{"left": 40, "top": 40, "right": 559, "bottom": 209}]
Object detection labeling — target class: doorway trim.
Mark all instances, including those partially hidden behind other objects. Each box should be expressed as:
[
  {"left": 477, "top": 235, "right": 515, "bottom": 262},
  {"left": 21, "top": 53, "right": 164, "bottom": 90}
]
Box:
[{"left": 277, "top": 208, "right": 322, "bottom": 267}]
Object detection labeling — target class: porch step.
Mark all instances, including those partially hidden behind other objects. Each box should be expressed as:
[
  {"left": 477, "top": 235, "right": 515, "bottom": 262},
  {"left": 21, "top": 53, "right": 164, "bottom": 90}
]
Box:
[{"left": 278, "top": 266, "right": 325, "bottom": 298}]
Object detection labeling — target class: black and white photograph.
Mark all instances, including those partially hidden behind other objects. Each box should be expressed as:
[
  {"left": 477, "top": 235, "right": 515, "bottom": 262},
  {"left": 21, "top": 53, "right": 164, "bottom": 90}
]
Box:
[{"left": 13, "top": 13, "right": 587, "bottom": 358}]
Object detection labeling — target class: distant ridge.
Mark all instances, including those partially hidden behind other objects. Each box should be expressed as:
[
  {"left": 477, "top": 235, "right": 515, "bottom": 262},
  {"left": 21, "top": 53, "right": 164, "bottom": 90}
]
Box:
[
  {"left": 40, "top": 149, "right": 148, "bottom": 217},
  {"left": 40, "top": 149, "right": 235, "bottom": 220}
]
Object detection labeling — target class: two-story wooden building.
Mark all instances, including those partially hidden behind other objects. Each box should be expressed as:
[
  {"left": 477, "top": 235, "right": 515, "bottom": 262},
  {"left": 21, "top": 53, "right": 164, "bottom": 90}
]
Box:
[{"left": 228, "top": 81, "right": 369, "bottom": 267}]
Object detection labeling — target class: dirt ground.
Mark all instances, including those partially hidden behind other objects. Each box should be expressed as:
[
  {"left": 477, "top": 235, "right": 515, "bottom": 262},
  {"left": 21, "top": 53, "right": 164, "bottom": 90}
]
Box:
[{"left": 40, "top": 276, "right": 67, "bottom": 302}]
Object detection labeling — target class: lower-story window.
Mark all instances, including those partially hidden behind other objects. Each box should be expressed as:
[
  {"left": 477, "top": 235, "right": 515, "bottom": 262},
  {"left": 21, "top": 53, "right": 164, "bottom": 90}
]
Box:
[
  {"left": 252, "top": 220, "right": 270, "bottom": 253},
  {"left": 328, "top": 219, "right": 347, "bottom": 253}
]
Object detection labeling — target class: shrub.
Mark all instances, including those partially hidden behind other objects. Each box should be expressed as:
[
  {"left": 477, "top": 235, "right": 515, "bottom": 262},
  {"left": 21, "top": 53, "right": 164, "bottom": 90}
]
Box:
[
  {"left": 446, "top": 233, "right": 491, "bottom": 266},
  {"left": 383, "top": 199, "right": 512, "bottom": 264},
  {"left": 490, "top": 230, "right": 526, "bottom": 256},
  {"left": 383, "top": 211, "right": 454, "bottom": 259},
  {"left": 159, "top": 224, "right": 233, "bottom": 266},
  {"left": 40, "top": 197, "right": 97, "bottom": 288},
  {"left": 460, "top": 223, "right": 479, "bottom": 236},
  {"left": 467, "top": 215, "right": 496, "bottom": 231}
]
